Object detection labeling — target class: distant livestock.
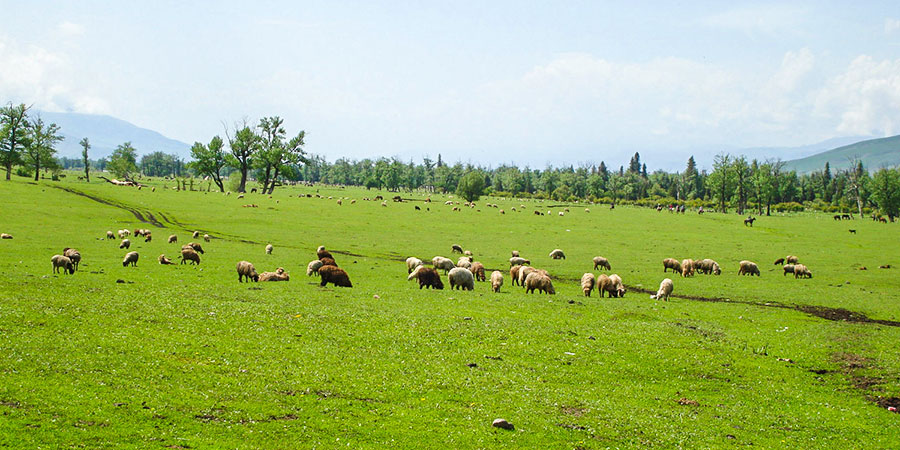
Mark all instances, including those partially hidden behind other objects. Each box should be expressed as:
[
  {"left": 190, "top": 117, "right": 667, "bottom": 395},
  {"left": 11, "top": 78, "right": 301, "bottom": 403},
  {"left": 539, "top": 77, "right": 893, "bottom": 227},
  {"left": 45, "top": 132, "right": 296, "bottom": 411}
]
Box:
[
  {"left": 650, "top": 278, "right": 674, "bottom": 301},
  {"left": 51, "top": 255, "right": 75, "bottom": 274},
  {"left": 490, "top": 271, "right": 503, "bottom": 292},
  {"left": 122, "top": 251, "right": 139, "bottom": 267},
  {"left": 448, "top": 267, "right": 475, "bottom": 291},
  {"left": 662, "top": 258, "right": 681, "bottom": 273},
  {"left": 738, "top": 260, "right": 760, "bottom": 276},
  {"left": 525, "top": 272, "right": 555, "bottom": 294},
  {"left": 549, "top": 249, "right": 566, "bottom": 260},
  {"left": 581, "top": 273, "right": 596, "bottom": 297},
  {"left": 236, "top": 261, "right": 259, "bottom": 282},
  {"left": 593, "top": 256, "right": 611, "bottom": 271},
  {"left": 409, "top": 266, "right": 444, "bottom": 289},
  {"left": 432, "top": 256, "right": 455, "bottom": 273},
  {"left": 318, "top": 265, "right": 352, "bottom": 287}
]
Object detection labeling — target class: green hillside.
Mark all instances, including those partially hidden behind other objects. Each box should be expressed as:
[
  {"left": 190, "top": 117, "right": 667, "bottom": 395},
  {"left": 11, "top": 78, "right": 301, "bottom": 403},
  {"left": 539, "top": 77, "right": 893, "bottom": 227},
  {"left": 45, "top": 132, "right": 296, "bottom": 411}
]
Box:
[{"left": 783, "top": 135, "right": 900, "bottom": 174}]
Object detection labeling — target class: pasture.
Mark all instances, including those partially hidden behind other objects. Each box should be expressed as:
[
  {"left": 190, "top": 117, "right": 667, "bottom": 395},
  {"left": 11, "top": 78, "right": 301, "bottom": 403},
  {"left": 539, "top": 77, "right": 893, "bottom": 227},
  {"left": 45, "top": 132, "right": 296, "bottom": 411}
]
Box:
[{"left": 0, "top": 176, "right": 899, "bottom": 448}]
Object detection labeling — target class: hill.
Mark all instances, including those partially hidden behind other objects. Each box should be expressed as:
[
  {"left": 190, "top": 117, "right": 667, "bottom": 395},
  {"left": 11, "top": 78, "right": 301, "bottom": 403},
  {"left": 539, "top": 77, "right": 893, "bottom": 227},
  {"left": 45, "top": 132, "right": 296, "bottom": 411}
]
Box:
[
  {"left": 37, "top": 111, "right": 191, "bottom": 159},
  {"left": 783, "top": 135, "right": 900, "bottom": 174}
]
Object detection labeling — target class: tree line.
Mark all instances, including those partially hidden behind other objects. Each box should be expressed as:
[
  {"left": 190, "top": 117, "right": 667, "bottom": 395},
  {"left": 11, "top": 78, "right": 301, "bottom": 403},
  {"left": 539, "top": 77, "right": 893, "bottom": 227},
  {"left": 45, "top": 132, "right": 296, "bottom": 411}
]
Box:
[{"left": 3, "top": 101, "right": 899, "bottom": 219}]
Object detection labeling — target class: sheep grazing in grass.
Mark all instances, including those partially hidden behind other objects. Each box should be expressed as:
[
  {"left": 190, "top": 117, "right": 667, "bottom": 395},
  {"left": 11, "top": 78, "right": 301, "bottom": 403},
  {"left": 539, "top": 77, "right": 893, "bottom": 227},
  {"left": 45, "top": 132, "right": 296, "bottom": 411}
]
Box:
[
  {"left": 144, "top": 233, "right": 152, "bottom": 242},
  {"left": 581, "top": 273, "right": 596, "bottom": 297},
  {"left": 203, "top": 234, "right": 210, "bottom": 242},
  {"left": 122, "top": 251, "right": 139, "bottom": 267},
  {"left": 593, "top": 256, "right": 611, "bottom": 271},
  {"left": 260, "top": 267, "right": 290, "bottom": 282},
  {"left": 432, "top": 256, "right": 455, "bottom": 274},
  {"left": 316, "top": 246, "right": 333, "bottom": 260},
  {"left": 106, "top": 231, "right": 115, "bottom": 240},
  {"left": 410, "top": 266, "right": 444, "bottom": 289},
  {"left": 63, "top": 248, "right": 81, "bottom": 271},
  {"left": 168, "top": 234, "right": 177, "bottom": 244},
  {"left": 786, "top": 255, "right": 799, "bottom": 264},
  {"left": 511, "top": 250, "right": 519, "bottom": 257},
  {"left": 738, "top": 260, "right": 760, "bottom": 276},
  {"left": 490, "top": 271, "right": 503, "bottom": 292},
  {"left": 192, "top": 231, "right": 200, "bottom": 239},
  {"left": 783, "top": 264, "right": 796, "bottom": 276},
  {"left": 456, "top": 256, "right": 473, "bottom": 270},
  {"left": 406, "top": 257, "right": 424, "bottom": 274},
  {"left": 119, "top": 239, "right": 131, "bottom": 249},
  {"left": 549, "top": 249, "right": 566, "bottom": 260},
  {"left": 793, "top": 264, "right": 812, "bottom": 279},
  {"left": 236, "top": 261, "right": 259, "bottom": 282},
  {"left": 469, "top": 262, "right": 486, "bottom": 281},
  {"left": 585, "top": 208, "right": 590, "bottom": 213},
  {"left": 525, "top": 272, "right": 555, "bottom": 294},
  {"left": 318, "top": 265, "right": 352, "bottom": 287},
  {"left": 448, "top": 267, "right": 475, "bottom": 290},
  {"left": 509, "top": 257, "right": 530, "bottom": 267},
  {"left": 662, "top": 258, "right": 681, "bottom": 273},
  {"left": 608, "top": 274, "right": 626, "bottom": 297},
  {"left": 773, "top": 258, "right": 785, "bottom": 265},
  {"left": 510, "top": 265, "right": 523, "bottom": 286},
  {"left": 265, "top": 244, "right": 273, "bottom": 255},
  {"left": 158, "top": 254, "right": 175, "bottom": 265},
  {"left": 596, "top": 274, "right": 611, "bottom": 297},
  {"left": 185, "top": 243, "right": 204, "bottom": 254},
  {"left": 696, "top": 259, "right": 721, "bottom": 275},
  {"left": 51, "top": 255, "right": 75, "bottom": 274},
  {"left": 307, "top": 259, "right": 324, "bottom": 276},
  {"left": 180, "top": 247, "right": 201, "bottom": 265},
  {"left": 681, "top": 259, "right": 694, "bottom": 277},
  {"left": 320, "top": 256, "right": 337, "bottom": 267},
  {"left": 650, "top": 278, "right": 674, "bottom": 301},
  {"left": 451, "top": 244, "right": 464, "bottom": 254},
  {"left": 518, "top": 266, "right": 537, "bottom": 287}
]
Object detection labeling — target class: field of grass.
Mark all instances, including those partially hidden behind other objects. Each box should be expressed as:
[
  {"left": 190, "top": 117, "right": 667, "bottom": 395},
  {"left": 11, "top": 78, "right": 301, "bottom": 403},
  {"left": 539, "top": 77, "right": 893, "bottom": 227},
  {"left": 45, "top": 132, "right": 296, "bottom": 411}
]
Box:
[{"left": 1, "top": 174, "right": 899, "bottom": 448}]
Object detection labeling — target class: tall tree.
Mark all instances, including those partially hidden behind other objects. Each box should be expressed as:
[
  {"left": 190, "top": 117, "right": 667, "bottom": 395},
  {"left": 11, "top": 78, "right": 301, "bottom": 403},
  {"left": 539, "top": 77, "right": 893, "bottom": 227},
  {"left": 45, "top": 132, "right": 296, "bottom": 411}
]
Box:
[
  {"left": 845, "top": 158, "right": 867, "bottom": 217},
  {"left": 0, "top": 103, "right": 31, "bottom": 180},
  {"left": 456, "top": 170, "right": 485, "bottom": 202},
  {"left": 869, "top": 168, "right": 900, "bottom": 221},
  {"left": 188, "top": 136, "right": 227, "bottom": 192},
  {"left": 255, "top": 116, "right": 305, "bottom": 194},
  {"left": 823, "top": 162, "right": 833, "bottom": 203},
  {"left": 107, "top": 142, "right": 139, "bottom": 180},
  {"left": 80, "top": 137, "right": 91, "bottom": 182},
  {"left": 707, "top": 153, "right": 733, "bottom": 213},
  {"left": 224, "top": 121, "right": 259, "bottom": 193},
  {"left": 24, "top": 116, "right": 64, "bottom": 181},
  {"left": 628, "top": 152, "right": 641, "bottom": 174},
  {"left": 732, "top": 156, "right": 751, "bottom": 215}
]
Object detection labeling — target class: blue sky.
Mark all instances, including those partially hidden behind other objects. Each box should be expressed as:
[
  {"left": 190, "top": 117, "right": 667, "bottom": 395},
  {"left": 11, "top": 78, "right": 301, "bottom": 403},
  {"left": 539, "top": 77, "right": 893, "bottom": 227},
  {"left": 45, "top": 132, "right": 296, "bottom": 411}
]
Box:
[{"left": 2, "top": 1, "right": 899, "bottom": 169}]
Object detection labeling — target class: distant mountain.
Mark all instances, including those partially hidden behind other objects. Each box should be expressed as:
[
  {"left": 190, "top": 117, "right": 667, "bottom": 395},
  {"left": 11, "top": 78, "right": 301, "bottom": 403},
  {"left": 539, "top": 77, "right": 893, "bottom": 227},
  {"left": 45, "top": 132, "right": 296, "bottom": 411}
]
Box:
[
  {"left": 782, "top": 135, "right": 900, "bottom": 174},
  {"left": 738, "top": 136, "right": 872, "bottom": 162},
  {"left": 37, "top": 111, "right": 191, "bottom": 159}
]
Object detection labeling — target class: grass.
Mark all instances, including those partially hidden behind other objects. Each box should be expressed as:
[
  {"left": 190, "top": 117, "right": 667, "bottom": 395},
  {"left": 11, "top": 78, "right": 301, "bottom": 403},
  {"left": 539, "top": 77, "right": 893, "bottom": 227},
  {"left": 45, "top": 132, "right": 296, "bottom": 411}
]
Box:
[{"left": 0, "top": 174, "right": 899, "bottom": 448}]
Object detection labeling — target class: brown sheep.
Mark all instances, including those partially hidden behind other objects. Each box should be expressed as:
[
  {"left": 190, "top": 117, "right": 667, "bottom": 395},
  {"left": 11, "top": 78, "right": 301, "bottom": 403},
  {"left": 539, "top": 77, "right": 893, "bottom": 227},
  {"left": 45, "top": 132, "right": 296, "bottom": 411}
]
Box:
[
  {"left": 320, "top": 256, "right": 337, "bottom": 267},
  {"left": 144, "top": 233, "right": 152, "bottom": 242},
  {"left": 696, "top": 259, "right": 721, "bottom": 275},
  {"left": 180, "top": 247, "right": 201, "bottom": 265},
  {"left": 236, "top": 261, "right": 259, "bottom": 282},
  {"left": 106, "top": 231, "right": 115, "bottom": 240},
  {"left": 316, "top": 245, "right": 333, "bottom": 260},
  {"left": 518, "top": 266, "right": 539, "bottom": 287},
  {"left": 122, "top": 251, "right": 139, "bottom": 267},
  {"left": 681, "top": 259, "right": 694, "bottom": 277},
  {"left": 63, "top": 248, "right": 81, "bottom": 271},
  {"left": 593, "top": 256, "right": 611, "bottom": 271},
  {"left": 783, "top": 264, "right": 795, "bottom": 276},
  {"left": 411, "top": 266, "right": 444, "bottom": 289},
  {"left": 158, "top": 254, "right": 175, "bottom": 265},
  {"left": 525, "top": 272, "right": 555, "bottom": 294},
  {"left": 738, "top": 260, "right": 760, "bottom": 276},
  {"left": 318, "top": 265, "right": 352, "bottom": 287},
  {"left": 597, "top": 274, "right": 611, "bottom": 297},
  {"left": 793, "top": 264, "right": 812, "bottom": 279},
  {"left": 259, "top": 267, "right": 290, "bottom": 281},
  {"left": 773, "top": 258, "right": 785, "bottom": 265},
  {"left": 581, "top": 273, "right": 596, "bottom": 297},
  {"left": 469, "top": 262, "right": 486, "bottom": 282},
  {"left": 186, "top": 242, "right": 204, "bottom": 254},
  {"left": 451, "top": 244, "right": 463, "bottom": 254},
  {"left": 663, "top": 258, "right": 681, "bottom": 273},
  {"left": 786, "top": 255, "right": 799, "bottom": 264},
  {"left": 510, "top": 265, "right": 523, "bottom": 286},
  {"left": 51, "top": 254, "right": 75, "bottom": 274},
  {"left": 168, "top": 234, "right": 177, "bottom": 244},
  {"left": 119, "top": 239, "right": 131, "bottom": 249}
]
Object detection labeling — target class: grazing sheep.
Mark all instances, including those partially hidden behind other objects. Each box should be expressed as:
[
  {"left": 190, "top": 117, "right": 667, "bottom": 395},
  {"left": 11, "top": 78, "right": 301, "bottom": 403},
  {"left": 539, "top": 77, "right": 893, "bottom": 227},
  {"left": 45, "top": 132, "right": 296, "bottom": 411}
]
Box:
[
  {"left": 236, "top": 261, "right": 260, "bottom": 282},
  {"left": 432, "top": 256, "right": 455, "bottom": 273},
  {"left": 650, "top": 278, "right": 674, "bottom": 301},
  {"left": 381, "top": 201, "right": 387, "bottom": 207},
  {"left": 490, "top": 271, "right": 503, "bottom": 292},
  {"left": 180, "top": 247, "right": 201, "bottom": 265},
  {"left": 469, "top": 262, "right": 486, "bottom": 281},
  {"left": 451, "top": 244, "right": 463, "bottom": 254},
  {"left": 119, "top": 239, "right": 131, "bottom": 249},
  {"left": 585, "top": 208, "right": 590, "bottom": 213},
  {"left": 448, "top": 267, "right": 475, "bottom": 290},
  {"left": 738, "top": 260, "right": 760, "bottom": 276},
  {"left": 316, "top": 246, "right": 333, "bottom": 260},
  {"left": 593, "top": 256, "right": 611, "bottom": 271},
  {"left": 607, "top": 274, "right": 626, "bottom": 297},
  {"left": 106, "top": 231, "right": 115, "bottom": 240},
  {"left": 265, "top": 244, "right": 273, "bottom": 255},
  {"left": 192, "top": 231, "right": 200, "bottom": 238},
  {"left": 410, "top": 266, "right": 444, "bottom": 289},
  {"left": 184, "top": 243, "right": 204, "bottom": 254},
  {"left": 158, "top": 254, "right": 175, "bottom": 265},
  {"left": 783, "top": 264, "right": 796, "bottom": 276},
  {"left": 168, "top": 234, "right": 177, "bottom": 244},
  {"left": 318, "top": 265, "right": 352, "bottom": 287},
  {"left": 786, "top": 255, "right": 799, "bottom": 264},
  {"left": 406, "top": 257, "right": 424, "bottom": 274},
  {"left": 662, "top": 258, "right": 681, "bottom": 273},
  {"left": 464, "top": 250, "right": 473, "bottom": 256},
  {"left": 511, "top": 250, "right": 519, "bottom": 257},
  {"left": 774, "top": 258, "right": 785, "bottom": 265},
  {"left": 144, "top": 233, "right": 152, "bottom": 242},
  {"left": 510, "top": 265, "right": 523, "bottom": 286},
  {"left": 307, "top": 259, "right": 324, "bottom": 276},
  {"left": 51, "top": 254, "right": 75, "bottom": 274},
  {"left": 793, "top": 264, "right": 812, "bottom": 279},
  {"left": 597, "top": 274, "right": 611, "bottom": 297},
  {"left": 696, "top": 259, "right": 721, "bottom": 275},
  {"left": 518, "top": 266, "right": 538, "bottom": 287},
  {"left": 525, "top": 272, "right": 555, "bottom": 294},
  {"left": 63, "top": 248, "right": 81, "bottom": 271},
  {"left": 681, "top": 259, "right": 694, "bottom": 277},
  {"left": 558, "top": 211, "right": 564, "bottom": 216},
  {"left": 319, "top": 257, "right": 337, "bottom": 268},
  {"left": 549, "top": 249, "right": 566, "bottom": 260},
  {"left": 509, "top": 257, "right": 530, "bottom": 267},
  {"left": 259, "top": 267, "right": 290, "bottom": 281},
  {"left": 456, "top": 257, "right": 473, "bottom": 270},
  {"left": 581, "top": 273, "right": 596, "bottom": 297},
  {"left": 203, "top": 234, "right": 210, "bottom": 242},
  {"left": 122, "top": 251, "right": 139, "bottom": 267}
]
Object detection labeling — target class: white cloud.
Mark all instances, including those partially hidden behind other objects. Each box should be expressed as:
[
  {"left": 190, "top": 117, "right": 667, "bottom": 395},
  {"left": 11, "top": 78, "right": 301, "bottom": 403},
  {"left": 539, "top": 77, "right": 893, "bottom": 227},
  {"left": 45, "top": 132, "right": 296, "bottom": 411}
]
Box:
[
  {"left": 885, "top": 18, "right": 900, "bottom": 34},
  {"left": 700, "top": 5, "right": 809, "bottom": 37},
  {"left": 814, "top": 55, "right": 900, "bottom": 136},
  {"left": 57, "top": 21, "right": 85, "bottom": 37}
]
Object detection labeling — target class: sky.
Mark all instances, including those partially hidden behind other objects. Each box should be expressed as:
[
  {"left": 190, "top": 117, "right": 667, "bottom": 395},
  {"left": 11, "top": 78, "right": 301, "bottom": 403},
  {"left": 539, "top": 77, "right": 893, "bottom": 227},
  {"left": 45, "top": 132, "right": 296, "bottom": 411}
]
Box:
[{"left": 1, "top": 1, "right": 899, "bottom": 170}]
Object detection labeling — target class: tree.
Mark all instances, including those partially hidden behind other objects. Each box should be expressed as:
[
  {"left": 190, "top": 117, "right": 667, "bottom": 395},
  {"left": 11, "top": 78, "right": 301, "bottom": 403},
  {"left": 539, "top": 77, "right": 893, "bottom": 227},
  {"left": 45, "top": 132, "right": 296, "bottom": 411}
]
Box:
[
  {"left": 107, "top": 142, "right": 139, "bottom": 180},
  {"left": 681, "top": 156, "right": 698, "bottom": 200},
  {"left": 707, "top": 153, "right": 733, "bottom": 213},
  {"left": 254, "top": 116, "right": 306, "bottom": 194},
  {"left": 456, "top": 170, "right": 485, "bottom": 202},
  {"left": 823, "top": 162, "right": 833, "bottom": 203},
  {"left": 188, "top": 136, "right": 227, "bottom": 192},
  {"left": 0, "top": 103, "right": 31, "bottom": 180},
  {"left": 224, "top": 121, "right": 259, "bottom": 193},
  {"left": 732, "top": 156, "right": 751, "bottom": 215},
  {"left": 80, "top": 137, "right": 91, "bottom": 182},
  {"left": 628, "top": 152, "right": 641, "bottom": 174},
  {"left": 845, "top": 158, "right": 867, "bottom": 217},
  {"left": 24, "top": 116, "right": 64, "bottom": 181},
  {"left": 869, "top": 168, "right": 900, "bottom": 221}
]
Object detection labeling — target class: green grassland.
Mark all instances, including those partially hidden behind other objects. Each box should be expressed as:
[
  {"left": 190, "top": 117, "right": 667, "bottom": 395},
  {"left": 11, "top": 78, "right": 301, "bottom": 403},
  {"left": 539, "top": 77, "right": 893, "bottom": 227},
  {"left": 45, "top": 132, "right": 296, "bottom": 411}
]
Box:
[{"left": 1, "top": 175, "right": 899, "bottom": 448}]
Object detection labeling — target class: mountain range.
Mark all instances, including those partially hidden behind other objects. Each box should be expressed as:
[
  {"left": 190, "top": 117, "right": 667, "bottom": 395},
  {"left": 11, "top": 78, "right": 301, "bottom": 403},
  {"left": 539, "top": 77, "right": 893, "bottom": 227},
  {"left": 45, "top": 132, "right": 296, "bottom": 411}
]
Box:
[{"left": 37, "top": 111, "right": 191, "bottom": 159}]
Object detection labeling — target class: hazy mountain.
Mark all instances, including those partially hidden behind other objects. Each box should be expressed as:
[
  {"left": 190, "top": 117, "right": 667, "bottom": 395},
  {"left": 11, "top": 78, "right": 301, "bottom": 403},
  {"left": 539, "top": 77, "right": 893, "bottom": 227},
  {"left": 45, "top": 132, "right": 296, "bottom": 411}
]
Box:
[
  {"left": 783, "top": 135, "right": 900, "bottom": 174},
  {"left": 37, "top": 111, "right": 190, "bottom": 159}
]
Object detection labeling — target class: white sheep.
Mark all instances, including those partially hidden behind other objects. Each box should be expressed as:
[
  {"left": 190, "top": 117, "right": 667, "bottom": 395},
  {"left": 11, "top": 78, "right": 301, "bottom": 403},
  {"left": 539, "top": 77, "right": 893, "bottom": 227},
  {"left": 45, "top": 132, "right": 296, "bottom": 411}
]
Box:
[
  {"left": 122, "top": 251, "right": 139, "bottom": 267},
  {"left": 650, "top": 278, "right": 673, "bottom": 301},
  {"left": 406, "top": 257, "right": 424, "bottom": 274},
  {"left": 509, "top": 256, "right": 530, "bottom": 267},
  {"left": 490, "top": 271, "right": 503, "bottom": 292},
  {"left": 549, "top": 249, "right": 566, "bottom": 260},
  {"left": 119, "top": 239, "right": 131, "bottom": 249},
  {"left": 51, "top": 255, "right": 75, "bottom": 274},
  {"left": 448, "top": 267, "right": 475, "bottom": 290},
  {"left": 581, "top": 273, "right": 596, "bottom": 297},
  {"left": 432, "top": 256, "right": 456, "bottom": 274},
  {"left": 265, "top": 244, "right": 273, "bottom": 255},
  {"left": 307, "top": 259, "right": 324, "bottom": 276}
]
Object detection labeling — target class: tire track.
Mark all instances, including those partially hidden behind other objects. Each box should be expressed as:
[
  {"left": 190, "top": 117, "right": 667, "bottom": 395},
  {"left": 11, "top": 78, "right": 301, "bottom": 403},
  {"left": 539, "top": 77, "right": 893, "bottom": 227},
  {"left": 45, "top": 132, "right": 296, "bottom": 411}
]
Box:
[{"left": 54, "top": 186, "right": 165, "bottom": 228}]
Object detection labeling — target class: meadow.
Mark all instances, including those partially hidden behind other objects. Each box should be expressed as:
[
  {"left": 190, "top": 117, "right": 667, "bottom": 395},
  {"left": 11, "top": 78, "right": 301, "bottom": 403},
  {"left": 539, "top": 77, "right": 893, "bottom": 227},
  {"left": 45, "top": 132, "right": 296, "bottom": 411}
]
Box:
[{"left": 0, "top": 175, "right": 899, "bottom": 448}]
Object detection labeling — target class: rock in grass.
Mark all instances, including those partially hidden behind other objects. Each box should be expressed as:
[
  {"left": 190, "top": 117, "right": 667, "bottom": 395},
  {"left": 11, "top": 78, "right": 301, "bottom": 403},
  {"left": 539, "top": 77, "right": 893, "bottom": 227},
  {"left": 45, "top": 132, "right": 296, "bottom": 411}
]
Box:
[{"left": 492, "top": 418, "right": 514, "bottom": 430}]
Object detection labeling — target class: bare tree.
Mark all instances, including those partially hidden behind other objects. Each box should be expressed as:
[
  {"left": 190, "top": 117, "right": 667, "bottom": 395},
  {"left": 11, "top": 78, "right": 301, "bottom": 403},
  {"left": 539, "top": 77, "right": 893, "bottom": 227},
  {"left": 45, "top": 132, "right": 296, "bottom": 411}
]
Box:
[{"left": 845, "top": 156, "right": 866, "bottom": 217}]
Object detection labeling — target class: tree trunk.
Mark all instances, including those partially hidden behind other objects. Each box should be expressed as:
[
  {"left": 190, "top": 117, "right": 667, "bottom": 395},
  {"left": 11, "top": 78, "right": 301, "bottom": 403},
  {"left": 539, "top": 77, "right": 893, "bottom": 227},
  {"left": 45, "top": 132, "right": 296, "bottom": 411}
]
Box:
[
  {"left": 34, "top": 158, "right": 40, "bottom": 181},
  {"left": 267, "top": 166, "right": 280, "bottom": 194},
  {"left": 85, "top": 166, "right": 90, "bottom": 182},
  {"left": 238, "top": 164, "right": 248, "bottom": 193}
]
